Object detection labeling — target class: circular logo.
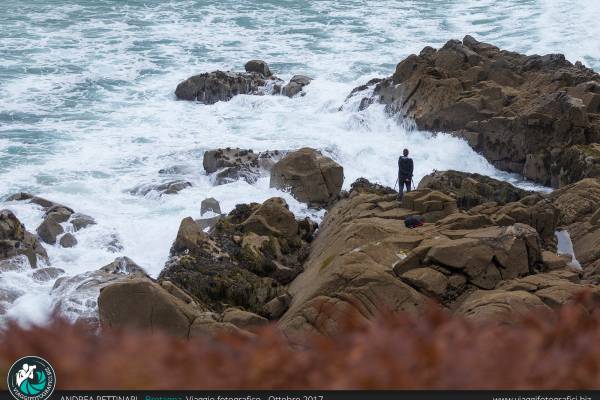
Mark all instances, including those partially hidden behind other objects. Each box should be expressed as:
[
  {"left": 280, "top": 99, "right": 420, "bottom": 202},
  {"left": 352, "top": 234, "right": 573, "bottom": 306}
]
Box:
[{"left": 6, "top": 356, "right": 56, "bottom": 400}]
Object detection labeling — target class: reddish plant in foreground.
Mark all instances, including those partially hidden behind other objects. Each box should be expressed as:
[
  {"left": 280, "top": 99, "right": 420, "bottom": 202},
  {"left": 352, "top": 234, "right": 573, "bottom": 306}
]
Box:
[{"left": 1, "top": 294, "right": 600, "bottom": 389}]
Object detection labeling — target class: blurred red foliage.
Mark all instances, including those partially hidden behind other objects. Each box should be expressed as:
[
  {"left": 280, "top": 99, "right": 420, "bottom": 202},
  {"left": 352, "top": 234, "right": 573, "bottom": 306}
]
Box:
[{"left": 1, "top": 293, "right": 600, "bottom": 389}]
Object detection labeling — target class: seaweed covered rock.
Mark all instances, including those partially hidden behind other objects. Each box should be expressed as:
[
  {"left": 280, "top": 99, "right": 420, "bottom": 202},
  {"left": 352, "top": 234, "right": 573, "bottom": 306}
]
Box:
[
  {"left": 419, "top": 170, "right": 533, "bottom": 209},
  {"left": 159, "top": 197, "right": 316, "bottom": 317},
  {"left": 175, "top": 61, "right": 311, "bottom": 104},
  {"left": 349, "top": 36, "right": 600, "bottom": 187},
  {"left": 175, "top": 70, "right": 278, "bottom": 104}
]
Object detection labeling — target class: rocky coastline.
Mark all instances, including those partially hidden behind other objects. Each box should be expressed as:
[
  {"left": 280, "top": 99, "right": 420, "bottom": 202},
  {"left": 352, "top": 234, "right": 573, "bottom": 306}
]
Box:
[{"left": 2, "top": 38, "right": 600, "bottom": 343}]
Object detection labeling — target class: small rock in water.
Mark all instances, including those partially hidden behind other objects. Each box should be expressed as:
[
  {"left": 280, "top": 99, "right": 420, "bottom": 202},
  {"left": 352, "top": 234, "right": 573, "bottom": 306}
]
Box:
[
  {"left": 32, "top": 267, "right": 65, "bottom": 282},
  {"left": 70, "top": 213, "right": 96, "bottom": 231},
  {"left": 282, "top": 75, "right": 312, "bottom": 97},
  {"left": 130, "top": 180, "right": 192, "bottom": 196},
  {"left": 158, "top": 165, "right": 191, "bottom": 175},
  {"left": 59, "top": 233, "right": 78, "bottom": 248},
  {"left": 201, "top": 198, "right": 221, "bottom": 216},
  {"left": 36, "top": 218, "right": 64, "bottom": 245}
]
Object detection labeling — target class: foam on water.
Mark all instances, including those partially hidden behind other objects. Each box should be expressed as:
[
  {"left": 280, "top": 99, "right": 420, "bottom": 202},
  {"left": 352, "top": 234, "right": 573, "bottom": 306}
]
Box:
[{"left": 1, "top": 0, "right": 599, "bottom": 325}]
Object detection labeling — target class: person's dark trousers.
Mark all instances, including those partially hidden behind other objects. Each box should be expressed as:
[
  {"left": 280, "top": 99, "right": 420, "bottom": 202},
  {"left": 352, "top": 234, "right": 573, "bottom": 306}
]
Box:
[{"left": 397, "top": 179, "right": 411, "bottom": 200}]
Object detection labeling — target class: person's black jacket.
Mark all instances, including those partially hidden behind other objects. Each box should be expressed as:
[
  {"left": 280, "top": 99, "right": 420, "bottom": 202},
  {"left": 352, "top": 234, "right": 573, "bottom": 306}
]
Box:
[{"left": 398, "top": 156, "right": 414, "bottom": 181}]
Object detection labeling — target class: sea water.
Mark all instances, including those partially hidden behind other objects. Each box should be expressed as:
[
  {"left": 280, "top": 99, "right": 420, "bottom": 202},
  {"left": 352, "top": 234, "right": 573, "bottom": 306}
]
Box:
[{"left": 1, "top": 0, "right": 599, "bottom": 325}]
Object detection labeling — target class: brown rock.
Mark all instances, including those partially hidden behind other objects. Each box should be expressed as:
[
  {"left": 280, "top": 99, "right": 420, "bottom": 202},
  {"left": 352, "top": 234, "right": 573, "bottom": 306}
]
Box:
[
  {"left": 36, "top": 218, "right": 64, "bottom": 245},
  {"left": 241, "top": 198, "right": 299, "bottom": 239},
  {"left": 418, "top": 170, "right": 533, "bottom": 209},
  {"left": 59, "top": 233, "right": 77, "bottom": 248},
  {"left": 223, "top": 308, "right": 269, "bottom": 330},
  {"left": 99, "top": 278, "right": 247, "bottom": 338},
  {"left": 350, "top": 36, "right": 600, "bottom": 187},
  {"left": 0, "top": 210, "right": 48, "bottom": 267},
  {"left": 400, "top": 267, "right": 448, "bottom": 296},
  {"left": 270, "top": 148, "right": 343, "bottom": 207},
  {"left": 455, "top": 290, "right": 552, "bottom": 323}
]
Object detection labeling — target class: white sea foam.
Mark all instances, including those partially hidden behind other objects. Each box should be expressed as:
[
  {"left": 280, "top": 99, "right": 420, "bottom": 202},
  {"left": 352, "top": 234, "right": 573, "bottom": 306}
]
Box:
[{"left": 0, "top": 0, "right": 598, "bottom": 325}]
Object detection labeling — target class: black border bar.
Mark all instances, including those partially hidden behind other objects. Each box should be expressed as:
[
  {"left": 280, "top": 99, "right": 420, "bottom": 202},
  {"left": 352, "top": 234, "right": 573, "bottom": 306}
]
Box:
[{"left": 0, "top": 390, "right": 597, "bottom": 400}]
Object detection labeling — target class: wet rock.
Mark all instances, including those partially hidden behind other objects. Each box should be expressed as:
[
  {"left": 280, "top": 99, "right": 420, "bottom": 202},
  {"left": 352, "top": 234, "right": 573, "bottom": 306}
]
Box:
[
  {"left": 70, "top": 213, "right": 96, "bottom": 231},
  {"left": 175, "top": 70, "right": 265, "bottom": 104},
  {"left": 36, "top": 217, "right": 64, "bottom": 245},
  {"left": 6, "top": 193, "right": 58, "bottom": 209},
  {"left": 105, "top": 234, "right": 124, "bottom": 253},
  {"left": 349, "top": 36, "right": 600, "bottom": 187},
  {"left": 201, "top": 198, "right": 221, "bottom": 215},
  {"left": 158, "top": 165, "right": 192, "bottom": 175},
  {"left": 32, "top": 267, "right": 65, "bottom": 282},
  {"left": 7, "top": 193, "right": 77, "bottom": 220},
  {"left": 546, "top": 178, "right": 600, "bottom": 283},
  {"left": 244, "top": 60, "right": 272, "bottom": 77},
  {"left": 52, "top": 257, "right": 148, "bottom": 322},
  {"left": 130, "top": 180, "right": 192, "bottom": 196},
  {"left": 196, "top": 215, "right": 223, "bottom": 231},
  {"left": 45, "top": 205, "right": 74, "bottom": 223},
  {"left": 270, "top": 148, "right": 343, "bottom": 207},
  {"left": 203, "top": 148, "right": 285, "bottom": 185},
  {"left": 0, "top": 210, "right": 48, "bottom": 267},
  {"left": 59, "top": 233, "right": 78, "bottom": 248},
  {"left": 282, "top": 75, "right": 312, "bottom": 98}
]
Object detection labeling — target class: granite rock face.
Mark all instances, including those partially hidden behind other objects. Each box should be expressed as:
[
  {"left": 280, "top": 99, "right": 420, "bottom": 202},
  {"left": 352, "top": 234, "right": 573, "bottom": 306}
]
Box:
[{"left": 349, "top": 36, "right": 600, "bottom": 187}]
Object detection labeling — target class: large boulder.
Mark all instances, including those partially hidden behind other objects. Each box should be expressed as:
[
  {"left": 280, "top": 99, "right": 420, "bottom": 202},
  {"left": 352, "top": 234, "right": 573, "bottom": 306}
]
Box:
[
  {"left": 175, "top": 69, "right": 278, "bottom": 104},
  {"left": 51, "top": 257, "right": 148, "bottom": 323},
  {"left": 99, "top": 278, "right": 248, "bottom": 338},
  {"left": 0, "top": 209, "right": 48, "bottom": 268},
  {"left": 270, "top": 148, "right": 344, "bottom": 207},
  {"left": 349, "top": 36, "right": 600, "bottom": 187},
  {"left": 244, "top": 60, "right": 272, "bottom": 77}
]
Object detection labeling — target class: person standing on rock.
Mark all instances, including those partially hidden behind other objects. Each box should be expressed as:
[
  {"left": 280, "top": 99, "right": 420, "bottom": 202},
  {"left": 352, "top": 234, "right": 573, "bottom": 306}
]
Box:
[{"left": 397, "top": 148, "right": 414, "bottom": 200}]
